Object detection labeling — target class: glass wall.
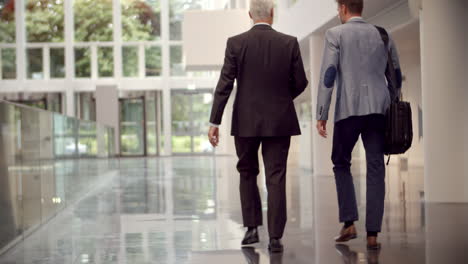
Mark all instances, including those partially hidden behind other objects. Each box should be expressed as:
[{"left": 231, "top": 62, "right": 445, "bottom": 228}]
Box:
[{"left": 0, "top": 100, "right": 116, "bottom": 252}]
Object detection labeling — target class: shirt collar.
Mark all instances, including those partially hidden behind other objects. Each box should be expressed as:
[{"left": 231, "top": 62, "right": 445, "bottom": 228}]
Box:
[
  {"left": 253, "top": 22, "right": 272, "bottom": 27},
  {"left": 347, "top": 16, "right": 364, "bottom": 23}
]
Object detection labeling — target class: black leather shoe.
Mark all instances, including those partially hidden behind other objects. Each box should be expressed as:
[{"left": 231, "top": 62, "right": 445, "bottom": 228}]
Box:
[
  {"left": 242, "top": 228, "right": 259, "bottom": 245},
  {"left": 268, "top": 238, "right": 284, "bottom": 253}
]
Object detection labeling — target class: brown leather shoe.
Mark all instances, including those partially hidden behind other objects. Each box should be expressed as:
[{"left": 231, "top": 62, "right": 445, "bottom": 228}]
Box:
[
  {"left": 334, "top": 225, "right": 357, "bottom": 242},
  {"left": 367, "top": 236, "right": 381, "bottom": 250}
]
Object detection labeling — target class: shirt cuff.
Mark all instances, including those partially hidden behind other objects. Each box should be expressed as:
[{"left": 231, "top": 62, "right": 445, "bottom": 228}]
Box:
[{"left": 209, "top": 123, "right": 220, "bottom": 128}]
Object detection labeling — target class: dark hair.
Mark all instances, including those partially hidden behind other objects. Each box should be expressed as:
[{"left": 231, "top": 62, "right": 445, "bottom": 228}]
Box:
[{"left": 337, "top": 0, "right": 364, "bottom": 14}]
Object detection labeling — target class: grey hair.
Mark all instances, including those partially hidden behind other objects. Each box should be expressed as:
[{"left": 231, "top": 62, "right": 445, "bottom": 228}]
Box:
[{"left": 249, "top": 0, "right": 274, "bottom": 21}]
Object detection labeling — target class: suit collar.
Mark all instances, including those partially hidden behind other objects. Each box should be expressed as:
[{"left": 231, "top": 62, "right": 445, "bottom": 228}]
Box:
[{"left": 251, "top": 24, "right": 274, "bottom": 31}]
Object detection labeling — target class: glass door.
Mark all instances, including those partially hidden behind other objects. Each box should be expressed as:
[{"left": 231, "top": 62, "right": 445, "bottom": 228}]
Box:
[
  {"left": 120, "top": 97, "right": 146, "bottom": 156},
  {"left": 171, "top": 90, "right": 213, "bottom": 154}
]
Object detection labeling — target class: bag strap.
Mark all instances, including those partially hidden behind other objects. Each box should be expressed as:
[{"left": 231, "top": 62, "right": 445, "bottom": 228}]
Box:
[{"left": 375, "top": 25, "right": 401, "bottom": 102}]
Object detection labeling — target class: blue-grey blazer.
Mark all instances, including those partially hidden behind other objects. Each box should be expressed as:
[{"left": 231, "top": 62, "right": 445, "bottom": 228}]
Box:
[{"left": 316, "top": 17, "right": 402, "bottom": 122}]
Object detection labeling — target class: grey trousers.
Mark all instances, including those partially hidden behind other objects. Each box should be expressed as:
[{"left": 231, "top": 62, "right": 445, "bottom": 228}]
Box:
[{"left": 332, "top": 114, "right": 386, "bottom": 232}]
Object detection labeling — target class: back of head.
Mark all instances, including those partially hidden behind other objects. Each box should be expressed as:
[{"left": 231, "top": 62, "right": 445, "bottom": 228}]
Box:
[
  {"left": 336, "top": 0, "right": 364, "bottom": 15},
  {"left": 249, "top": 0, "right": 274, "bottom": 21}
]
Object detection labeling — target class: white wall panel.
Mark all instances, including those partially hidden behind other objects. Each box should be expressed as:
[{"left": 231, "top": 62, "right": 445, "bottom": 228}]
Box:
[{"left": 183, "top": 9, "right": 250, "bottom": 70}]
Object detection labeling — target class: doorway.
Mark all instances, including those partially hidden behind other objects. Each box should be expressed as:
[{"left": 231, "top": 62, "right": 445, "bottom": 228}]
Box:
[{"left": 119, "top": 92, "right": 163, "bottom": 157}]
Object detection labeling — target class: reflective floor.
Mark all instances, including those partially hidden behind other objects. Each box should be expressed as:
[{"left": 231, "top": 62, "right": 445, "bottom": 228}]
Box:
[{"left": 0, "top": 156, "right": 467, "bottom": 264}]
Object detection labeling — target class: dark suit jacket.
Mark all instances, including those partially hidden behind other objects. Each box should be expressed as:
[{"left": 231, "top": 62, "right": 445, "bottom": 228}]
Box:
[{"left": 209, "top": 24, "right": 308, "bottom": 137}]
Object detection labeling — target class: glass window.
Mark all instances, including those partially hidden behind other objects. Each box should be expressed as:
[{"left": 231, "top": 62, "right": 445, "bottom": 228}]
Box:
[
  {"left": 171, "top": 92, "right": 191, "bottom": 153},
  {"left": 0, "top": 0, "right": 15, "bottom": 43},
  {"left": 74, "top": 0, "right": 113, "bottom": 42},
  {"left": 27, "top": 48, "right": 43, "bottom": 79},
  {"left": 191, "top": 92, "right": 213, "bottom": 153},
  {"left": 169, "top": 0, "right": 204, "bottom": 41},
  {"left": 145, "top": 46, "right": 161, "bottom": 77},
  {"left": 1, "top": 48, "right": 16, "bottom": 79},
  {"left": 288, "top": 0, "right": 298, "bottom": 7},
  {"left": 145, "top": 92, "right": 162, "bottom": 156},
  {"left": 98, "top": 47, "right": 114, "bottom": 77},
  {"left": 122, "top": 0, "right": 161, "bottom": 41},
  {"left": 26, "top": 0, "right": 64, "bottom": 43},
  {"left": 170, "top": 45, "right": 184, "bottom": 76},
  {"left": 171, "top": 90, "right": 213, "bottom": 154},
  {"left": 78, "top": 121, "right": 98, "bottom": 157},
  {"left": 122, "top": 46, "right": 139, "bottom": 77},
  {"left": 75, "top": 47, "right": 91, "bottom": 78},
  {"left": 53, "top": 114, "right": 78, "bottom": 157},
  {"left": 187, "top": 71, "right": 218, "bottom": 78},
  {"left": 50, "top": 48, "right": 65, "bottom": 78}
]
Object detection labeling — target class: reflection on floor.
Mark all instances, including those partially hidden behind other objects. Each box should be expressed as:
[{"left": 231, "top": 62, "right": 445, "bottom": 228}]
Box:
[{"left": 0, "top": 156, "right": 467, "bottom": 263}]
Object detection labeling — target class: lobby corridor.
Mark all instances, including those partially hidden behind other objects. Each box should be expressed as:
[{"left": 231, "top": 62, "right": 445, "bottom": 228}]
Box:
[{"left": 0, "top": 156, "right": 466, "bottom": 264}]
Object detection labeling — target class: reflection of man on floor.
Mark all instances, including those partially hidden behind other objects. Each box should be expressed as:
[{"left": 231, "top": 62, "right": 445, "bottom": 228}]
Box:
[{"left": 242, "top": 247, "right": 284, "bottom": 264}]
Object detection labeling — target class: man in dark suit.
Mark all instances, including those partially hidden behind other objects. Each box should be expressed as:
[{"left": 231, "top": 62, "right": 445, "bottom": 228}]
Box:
[{"left": 207, "top": 0, "right": 308, "bottom": 253}]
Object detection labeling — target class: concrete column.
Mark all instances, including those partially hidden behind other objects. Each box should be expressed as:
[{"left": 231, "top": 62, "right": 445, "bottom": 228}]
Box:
[
  {"left": 15, "top": 0, "right": 26, "bottom": 82},
  {"left": 420, "top": 0, "right": 468, "bottom": 203},
  {"left": 113, "top": 0, "right": 123, "bottom": 80},
  {"left": 64, "top": 0, "right": 74, "bottom": 116},
  {"left": 310, "top": 34, "right": 335, "bottom": 177},
  {"left": 161, "top": 0, "right": 172, "bottom": 155},
  {"left": 421, "top": 1, "right": 468, "bottom": 262},
  {"left": 96, "top": 85, "right": 120, "bottom": 155},
  {"left": 65, "top": 89, "right": 75, "bottom": 118}
]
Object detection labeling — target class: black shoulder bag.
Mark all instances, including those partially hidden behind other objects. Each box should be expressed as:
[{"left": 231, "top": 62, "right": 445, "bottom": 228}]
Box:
[{"left": 375, "top": 26, "right": 413, "bottom": 165}]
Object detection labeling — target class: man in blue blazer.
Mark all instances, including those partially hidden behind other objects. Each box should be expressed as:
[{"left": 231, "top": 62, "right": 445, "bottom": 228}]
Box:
[{"left": 315, "top": 0, "right": 402, "bottom": 250}]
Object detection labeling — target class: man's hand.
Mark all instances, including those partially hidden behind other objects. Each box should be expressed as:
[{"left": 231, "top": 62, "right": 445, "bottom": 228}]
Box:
[
  {"left": 316, "top": 120, "right": 328, "bottom": 138},
  {"left": 208, "top": 126, "right": 219, "bottom": 147}
]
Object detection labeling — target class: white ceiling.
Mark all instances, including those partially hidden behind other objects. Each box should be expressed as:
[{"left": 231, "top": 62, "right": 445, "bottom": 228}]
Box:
[{"left": 315, "top": 0, "right": 408, "bottom": 33}]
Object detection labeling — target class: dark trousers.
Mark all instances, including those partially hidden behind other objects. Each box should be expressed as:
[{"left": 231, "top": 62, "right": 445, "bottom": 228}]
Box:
[
  {"left": 332, "top": 114, "right": 386, "bottom": 232},
  {"left": 235, "top": 136, "right": 291, "bottom": 239}
]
